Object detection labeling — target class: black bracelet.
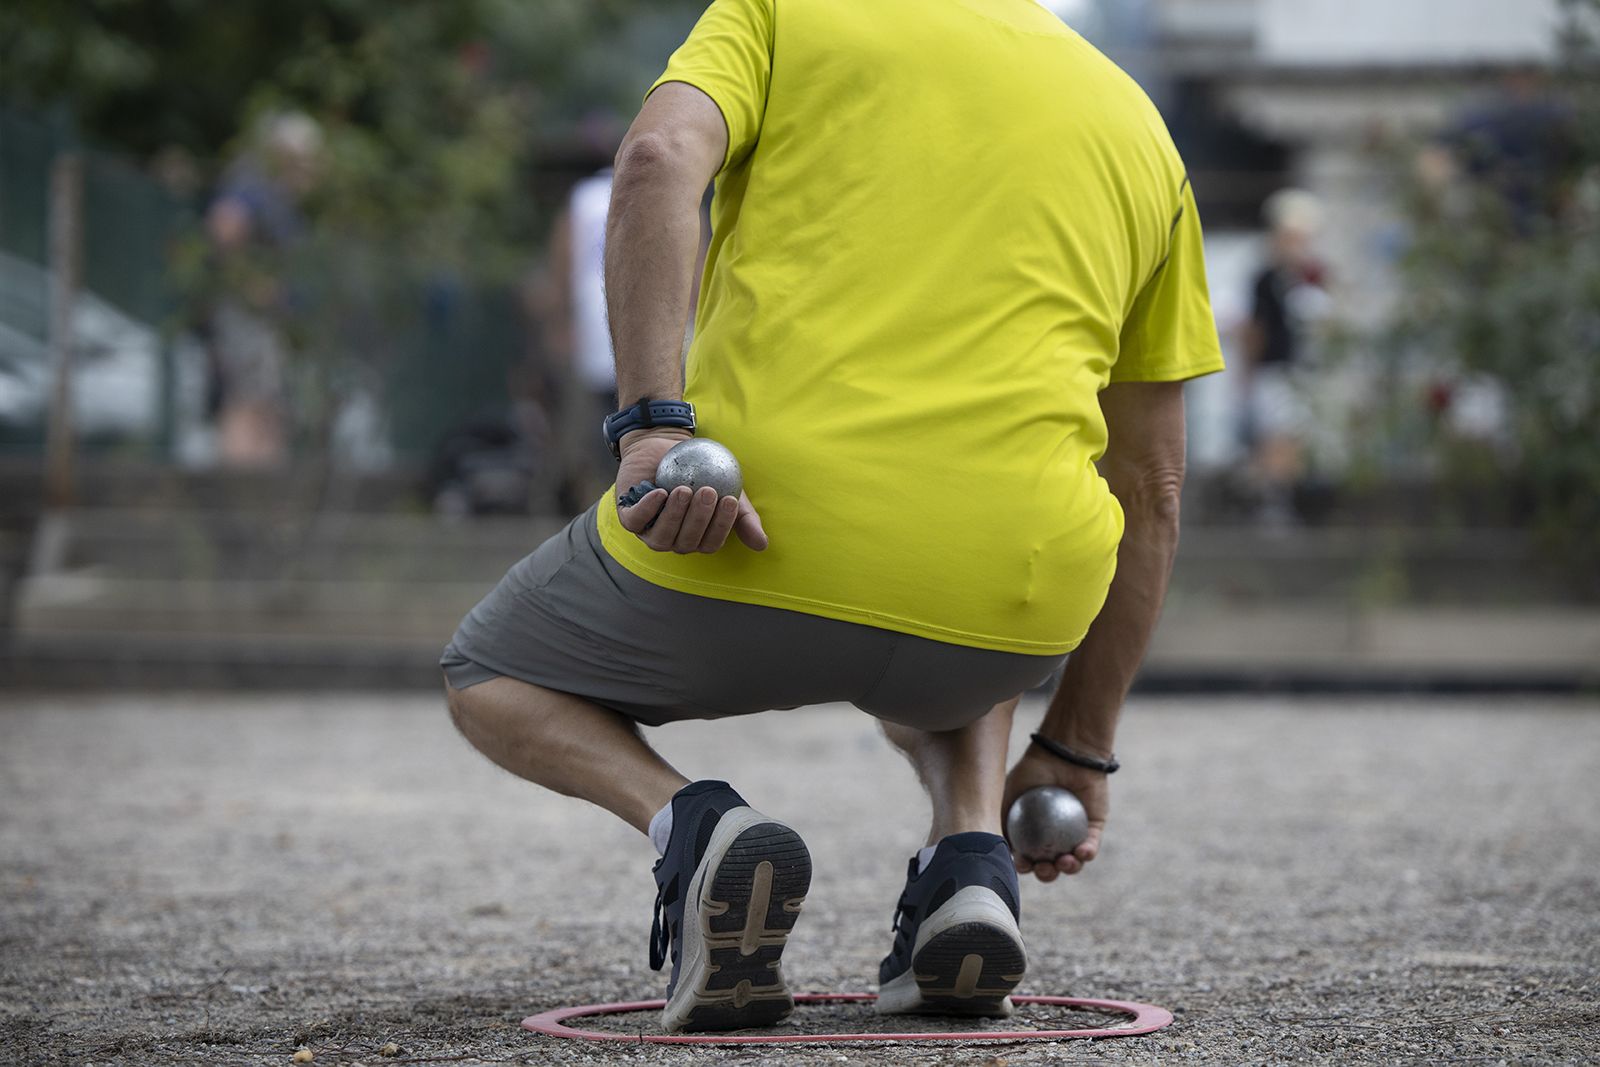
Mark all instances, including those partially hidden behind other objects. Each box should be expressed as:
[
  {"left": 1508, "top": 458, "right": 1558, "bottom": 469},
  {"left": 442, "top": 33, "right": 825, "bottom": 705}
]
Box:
[{"left": 1029, "top": 732, "right": 1119, "bottom": 774}]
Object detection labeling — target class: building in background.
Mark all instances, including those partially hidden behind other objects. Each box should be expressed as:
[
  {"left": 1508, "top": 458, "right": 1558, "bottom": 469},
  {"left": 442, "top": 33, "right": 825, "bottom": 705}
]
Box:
[{"left": 1050, "top": 0, "right": 1567, "bottom": 476}]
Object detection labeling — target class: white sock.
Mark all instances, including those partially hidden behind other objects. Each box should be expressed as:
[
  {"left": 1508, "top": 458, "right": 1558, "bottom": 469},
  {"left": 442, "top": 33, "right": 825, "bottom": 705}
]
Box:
[
  {"left": 914, "top": 844, "right": 938, "bottom": 874},
  {"left": 648, "top": 800, "right": 674, "bottom": 856}
]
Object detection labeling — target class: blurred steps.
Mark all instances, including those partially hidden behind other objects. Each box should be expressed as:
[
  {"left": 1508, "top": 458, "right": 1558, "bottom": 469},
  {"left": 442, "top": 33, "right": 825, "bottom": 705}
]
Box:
[
  {"left": 2, "top": 509, "right": 1597, "bottom": 691},
  {"left": 16, "top": 577, "right": 490, "bottom": 639},
  {"left": 3, "top": 632, "right": 447, "bottom": 689},
  {"left": 0, "top": 457, "right": 430, "bottom": 517},
  {"left": 3, "top": 509, "right": 560, "bottom": 689},
  {"left": 15, "top": 508, "right": 564, "bottom": 583},
  {"left": 1172, "top": 527, "right": 1581, "bottom": 604},
  {"left": 1146, "top": 602, "right": 1600, "bottom": 691}
]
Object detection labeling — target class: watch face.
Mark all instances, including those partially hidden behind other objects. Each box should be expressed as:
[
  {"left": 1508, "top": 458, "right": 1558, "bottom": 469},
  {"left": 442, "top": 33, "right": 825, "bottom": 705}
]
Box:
[{"left": 602, "top": 409, "right": 630, "bottom": 457}]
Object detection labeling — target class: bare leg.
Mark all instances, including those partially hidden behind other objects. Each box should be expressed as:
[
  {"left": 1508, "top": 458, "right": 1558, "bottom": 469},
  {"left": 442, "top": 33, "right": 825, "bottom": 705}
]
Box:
[
  {"left": 446, "top": 675, "right": 689, "bottom": 834},
  {"left": 881, "top": 697, "right": 1019, "bottom": 846}
]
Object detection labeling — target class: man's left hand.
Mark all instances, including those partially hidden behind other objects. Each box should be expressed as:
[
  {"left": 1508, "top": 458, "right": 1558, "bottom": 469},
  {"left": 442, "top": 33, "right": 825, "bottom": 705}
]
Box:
[
  {"left": 1002, "top": 747, "right": 1108, "bottom": 883},
  {"left": 615, "top": 429, "right": 768, "bottom": 554}
]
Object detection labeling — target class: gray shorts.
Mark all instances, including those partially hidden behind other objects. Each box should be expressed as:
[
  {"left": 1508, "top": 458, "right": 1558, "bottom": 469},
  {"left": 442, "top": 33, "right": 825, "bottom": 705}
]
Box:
[{"left": 440, "top": 503, "right": 1065, "bottom": 731}]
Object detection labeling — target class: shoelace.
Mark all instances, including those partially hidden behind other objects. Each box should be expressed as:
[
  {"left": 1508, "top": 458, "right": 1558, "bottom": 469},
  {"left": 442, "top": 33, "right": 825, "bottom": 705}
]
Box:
[
  {"left": 889, "top": 855, "right": 920, "bottom": 934},
  {"left": 649, "top": 869, "right": 677, "bottom": 972},
  {"left": 890, "top": 892, "right": 913, "bottom": 934}
]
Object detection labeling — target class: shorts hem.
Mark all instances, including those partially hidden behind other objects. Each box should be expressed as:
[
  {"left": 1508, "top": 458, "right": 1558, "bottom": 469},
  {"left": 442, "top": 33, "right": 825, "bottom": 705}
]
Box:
[{"left": 439, "top": 643, "right": 506, "bottom": 691}]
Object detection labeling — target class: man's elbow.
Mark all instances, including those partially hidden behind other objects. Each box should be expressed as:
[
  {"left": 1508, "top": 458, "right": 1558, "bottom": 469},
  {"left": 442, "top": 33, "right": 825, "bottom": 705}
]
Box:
[
  {"left": 1113, "top": 466, "right": 1185, "bottom": 530},
  {"left": 613, "top": 130, "right": 704, "bottom": 185},
  {"left": 614, "top": 131, "right": 670, "bottom": 174}
]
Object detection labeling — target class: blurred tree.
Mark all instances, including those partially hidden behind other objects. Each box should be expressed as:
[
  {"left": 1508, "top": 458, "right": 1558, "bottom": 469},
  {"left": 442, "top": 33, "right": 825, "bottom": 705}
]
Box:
[
  {"left": 0, "top": 0, "right": 696, "bottom": 165},
  {"left": 2, "top": 0, "right": 706, "bottom": 471},
  {"left": 1388, "top": 0, "right": 1600, "bottom": 589}
]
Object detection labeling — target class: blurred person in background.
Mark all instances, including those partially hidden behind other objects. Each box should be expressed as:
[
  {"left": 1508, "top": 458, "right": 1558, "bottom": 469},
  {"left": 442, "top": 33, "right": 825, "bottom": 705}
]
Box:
[
  {"left": 568, "top": 170, "right": 622, "bottom": 420},
  {"left": 1443, "top": 65, "right": 1578, "bottom": 233},
  {"left": 1402, "top": 61, "right": 1588, "bottom": 527},
  {"left": 537, "top": 170, "right": 623, "bottom": 504},
  {"left": 534, "top": 168, "right": 712, "bottom": 505},
  {"left": 202, "top": 112, "right": 322, "bottom": 467},
  {"left": 1240, "top": 188, "right": 1330, "bottom": 527},
  {"left": 444, "top": 0, "right": 1222, "bottom": 1033}
]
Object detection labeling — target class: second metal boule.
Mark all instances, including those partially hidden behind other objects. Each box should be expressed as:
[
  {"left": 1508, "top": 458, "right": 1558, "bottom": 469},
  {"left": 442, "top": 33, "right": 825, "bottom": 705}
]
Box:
[{"left": 1006, "top": 786, "right": 1090, "bottom": 862}]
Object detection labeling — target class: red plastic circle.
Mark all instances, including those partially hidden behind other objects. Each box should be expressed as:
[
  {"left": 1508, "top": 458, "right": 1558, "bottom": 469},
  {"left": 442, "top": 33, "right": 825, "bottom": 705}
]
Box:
[{"left": 523, "top": 991, "right": 1174, "bottom": 1045}]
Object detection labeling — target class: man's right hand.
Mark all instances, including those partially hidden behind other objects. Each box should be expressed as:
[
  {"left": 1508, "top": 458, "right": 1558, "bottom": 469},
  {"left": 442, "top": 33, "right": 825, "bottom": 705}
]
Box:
[
  {"left": 1002, "top": 747, "right": 1109, "bottom": 883},
  {"left": 615, "top": 428, "right": 768, "bottom": 554}
]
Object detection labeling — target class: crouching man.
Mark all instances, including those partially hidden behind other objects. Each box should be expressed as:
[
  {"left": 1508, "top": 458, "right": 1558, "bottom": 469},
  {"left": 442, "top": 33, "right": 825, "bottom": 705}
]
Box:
[{"left": 444, "top": 0, "right": 1222, "bottom": 1033}]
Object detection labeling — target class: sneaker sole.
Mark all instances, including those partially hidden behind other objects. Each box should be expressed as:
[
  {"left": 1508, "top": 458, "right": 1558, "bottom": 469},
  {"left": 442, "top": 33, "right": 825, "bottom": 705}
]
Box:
[
  {"left": 876, "top": 884, "right": 1026, "bottom": 1017},
  {"left": 661, "top": 807, "right": 812, "bottom": 1033}
]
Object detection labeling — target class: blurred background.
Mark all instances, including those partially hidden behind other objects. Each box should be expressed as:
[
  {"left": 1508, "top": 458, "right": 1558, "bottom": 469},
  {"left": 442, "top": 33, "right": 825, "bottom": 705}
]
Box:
[{"left": 0, "top": 0, "right": 1595, "bottom": 692}]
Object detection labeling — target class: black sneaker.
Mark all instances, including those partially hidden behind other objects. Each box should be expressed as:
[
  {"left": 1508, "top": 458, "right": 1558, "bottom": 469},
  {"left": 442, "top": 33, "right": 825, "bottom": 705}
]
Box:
[
  {"left": 876, "top": 831, "right": 1026, "bottom": 1016},
  {"left": 649, "top": 780, "right": 812, "bottom": 1032}
]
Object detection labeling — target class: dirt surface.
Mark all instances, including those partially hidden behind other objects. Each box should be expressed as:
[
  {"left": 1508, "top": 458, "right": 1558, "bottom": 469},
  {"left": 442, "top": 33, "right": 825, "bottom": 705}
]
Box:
[{"left": 2, "top": 692, "right": 1597, "bottom": 1066}]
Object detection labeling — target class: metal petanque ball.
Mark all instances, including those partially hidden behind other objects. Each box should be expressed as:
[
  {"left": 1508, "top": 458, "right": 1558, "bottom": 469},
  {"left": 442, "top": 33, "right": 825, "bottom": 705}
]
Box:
[
  {"left": 1007, "top": 786, "right": 1090, "bottom": 862},
  {"left": 655, "top": 438, "right": 743, "bottom": 500}
]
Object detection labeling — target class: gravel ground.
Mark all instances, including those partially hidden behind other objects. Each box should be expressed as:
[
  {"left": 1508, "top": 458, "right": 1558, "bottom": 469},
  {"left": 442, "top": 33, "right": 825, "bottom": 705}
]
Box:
[{"left": 1, "top": 692, "right": 1597, "bottom": 1066}]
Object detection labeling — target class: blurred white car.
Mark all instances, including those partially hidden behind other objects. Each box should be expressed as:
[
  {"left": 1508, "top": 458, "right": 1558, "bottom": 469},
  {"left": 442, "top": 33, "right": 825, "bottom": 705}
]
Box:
[{"left": 0, "top": 250, "right": 169, "bottom": 437}]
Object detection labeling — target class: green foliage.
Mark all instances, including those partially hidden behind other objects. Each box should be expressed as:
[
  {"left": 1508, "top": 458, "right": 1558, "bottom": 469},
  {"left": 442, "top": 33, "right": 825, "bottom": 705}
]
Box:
[
  {"left": 250, "top": 10, "right": 535, "bottom": 277},
  {"left": 1, "top": 1, "right": 707, "bottom": 261},
  {"left": 2, "top": 0, "right": 723, "bottom": 286},
  {"left": 1388, "top": 0, "right": 1600, "bottom": 585},
  {"left": 0, "top": 0, "right": 693, "bottom": 158},
  {"left": 2, "top": 1, "right": 707, "bottom": 458}
]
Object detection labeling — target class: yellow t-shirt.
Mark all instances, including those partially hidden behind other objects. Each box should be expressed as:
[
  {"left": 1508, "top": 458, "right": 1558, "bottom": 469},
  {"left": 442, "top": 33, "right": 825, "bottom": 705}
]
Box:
[{"left": 597, "top": 0, "right": 1224, "bottom": 655}]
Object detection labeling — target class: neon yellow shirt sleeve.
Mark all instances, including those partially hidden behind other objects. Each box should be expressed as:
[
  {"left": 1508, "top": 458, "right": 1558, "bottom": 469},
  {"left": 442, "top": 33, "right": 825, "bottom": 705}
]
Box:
[
  {"left": 1113, "top": 178, "right": 1226, "bottom": 383},
  {"left": 646, "top": 0, "right": 774, "bottom": 174}
]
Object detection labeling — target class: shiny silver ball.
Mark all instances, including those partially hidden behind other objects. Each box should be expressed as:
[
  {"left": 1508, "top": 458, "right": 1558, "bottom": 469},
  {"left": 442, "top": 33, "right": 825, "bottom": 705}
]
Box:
[
  {"left": 655, "top": 438, "right": 743, "bottom": 499},
  {"left": 1006, "top": 786, "right": 1089, "bottom": 862}
]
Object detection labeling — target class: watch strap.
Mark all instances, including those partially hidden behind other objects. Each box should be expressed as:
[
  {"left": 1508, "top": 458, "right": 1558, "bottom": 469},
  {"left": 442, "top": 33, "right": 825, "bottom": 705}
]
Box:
[{"left": 602, "top": 398, "right": 695, "bottom": 458}]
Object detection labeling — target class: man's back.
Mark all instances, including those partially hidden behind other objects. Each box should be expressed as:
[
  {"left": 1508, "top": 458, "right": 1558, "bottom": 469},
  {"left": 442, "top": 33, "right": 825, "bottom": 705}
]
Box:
[{"left": 597, "top": 0, "right": 1223, "bottom": 654}]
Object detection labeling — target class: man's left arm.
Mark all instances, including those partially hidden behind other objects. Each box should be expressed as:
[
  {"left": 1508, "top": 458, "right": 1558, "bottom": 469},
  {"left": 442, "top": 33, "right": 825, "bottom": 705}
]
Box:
[
  {"left": 1002, "top": 381, "right": 1188, "bottom": 881},
  {"left": 606, "top": 83, "right": 766, "bottom": 554}
]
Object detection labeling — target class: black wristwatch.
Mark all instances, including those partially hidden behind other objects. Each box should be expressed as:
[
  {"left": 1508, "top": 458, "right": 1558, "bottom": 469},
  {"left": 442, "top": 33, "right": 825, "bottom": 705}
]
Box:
[{"left": 601, "top": 398, "right": 696, "bottom": 459}]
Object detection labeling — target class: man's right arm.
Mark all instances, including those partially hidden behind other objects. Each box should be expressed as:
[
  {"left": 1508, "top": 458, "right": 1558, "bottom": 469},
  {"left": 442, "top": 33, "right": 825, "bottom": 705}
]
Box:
[
  {"left": 1002, "top": 380, "right": 1187, "bottom": 881},
  {"left": 605, "top": 82, "right": 767, "bottom": 554}
]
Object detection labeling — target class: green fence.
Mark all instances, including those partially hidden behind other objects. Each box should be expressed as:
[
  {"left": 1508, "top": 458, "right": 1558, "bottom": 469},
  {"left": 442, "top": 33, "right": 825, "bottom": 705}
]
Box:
[
  {"left": 0, "top": 108, "right": 187, "bottom": 331},
  {"left": 0, "top": 106, "right": 524, "bottom": 465}
]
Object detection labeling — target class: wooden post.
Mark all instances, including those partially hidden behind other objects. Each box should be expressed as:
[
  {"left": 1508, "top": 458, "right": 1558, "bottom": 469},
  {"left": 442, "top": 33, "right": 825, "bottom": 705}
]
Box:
[{"left": 44, "top": 152, "right": 83, "bottom": 510}]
